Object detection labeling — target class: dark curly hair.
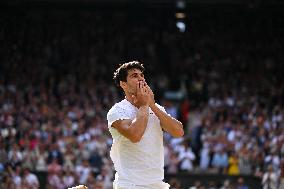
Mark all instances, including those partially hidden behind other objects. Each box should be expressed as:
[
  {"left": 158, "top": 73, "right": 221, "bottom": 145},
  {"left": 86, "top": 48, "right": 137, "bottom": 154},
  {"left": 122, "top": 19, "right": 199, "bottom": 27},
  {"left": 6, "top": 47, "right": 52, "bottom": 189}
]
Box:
[{"left": 113, "top": 61, "right": 145, "bottom": 88}]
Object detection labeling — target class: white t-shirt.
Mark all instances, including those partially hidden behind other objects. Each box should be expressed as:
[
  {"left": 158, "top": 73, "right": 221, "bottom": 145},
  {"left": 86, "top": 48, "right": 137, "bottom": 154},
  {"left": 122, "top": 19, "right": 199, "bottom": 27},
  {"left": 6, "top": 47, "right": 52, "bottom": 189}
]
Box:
[
  {"left": 107, "top": 99, "right": 165, "bottom": 185},
  {"left": 24, "top": 173, "right": 39, "bottom": 186}
]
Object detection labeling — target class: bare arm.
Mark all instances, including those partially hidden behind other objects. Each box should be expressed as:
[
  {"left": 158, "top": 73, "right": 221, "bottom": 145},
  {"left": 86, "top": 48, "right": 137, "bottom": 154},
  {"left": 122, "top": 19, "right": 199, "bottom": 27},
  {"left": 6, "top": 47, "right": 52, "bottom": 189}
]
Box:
[
  {"left": 112, "top": 105, "right": 149, "bottom": 143},
  {"left": 111, "top": 81, "right": 151, "bottom": 143},
  {"left": 145, "top": 84, "right": 184, "bottom": 137},
  {"left": 150, "top": 104, "right": 184, "bottom": 137}
]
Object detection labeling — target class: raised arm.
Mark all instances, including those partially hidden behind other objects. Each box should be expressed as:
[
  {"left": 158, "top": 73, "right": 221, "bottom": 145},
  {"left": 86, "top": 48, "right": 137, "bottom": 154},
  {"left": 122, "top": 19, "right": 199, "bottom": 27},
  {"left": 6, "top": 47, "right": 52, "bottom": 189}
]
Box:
[
  {"left": 150, "top": 104, "right": 184, "bottom": 137},
  {"left": 112, "top": 105, "right": 149, "bottom": 143},
  {"left": 146, "top": 84, "right": 184, "bottom": 137},
  {"left": 111, "top": 81, "right": 151, "bottom": 143}
]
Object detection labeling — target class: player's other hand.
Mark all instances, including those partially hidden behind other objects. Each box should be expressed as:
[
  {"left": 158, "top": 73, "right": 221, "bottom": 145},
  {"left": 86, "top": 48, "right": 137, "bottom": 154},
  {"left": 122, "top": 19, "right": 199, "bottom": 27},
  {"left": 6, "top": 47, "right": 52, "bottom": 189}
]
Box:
[
  {"left": 133, "top": 81, "right": 151, "bottom": 107},
  {"left": 144, "top": 83, "right": 155, "bottom": 107}
]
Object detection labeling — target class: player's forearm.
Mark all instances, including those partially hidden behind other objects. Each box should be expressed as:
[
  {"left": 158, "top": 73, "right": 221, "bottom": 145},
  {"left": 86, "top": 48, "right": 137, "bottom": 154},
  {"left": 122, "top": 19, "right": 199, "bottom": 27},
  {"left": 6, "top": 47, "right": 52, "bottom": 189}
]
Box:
[
  {"left": 129, "top": 105, "right": 149, "bottom": 142},
  {"left": 150, "top": 104, "right": 184, "bottom": 137}
]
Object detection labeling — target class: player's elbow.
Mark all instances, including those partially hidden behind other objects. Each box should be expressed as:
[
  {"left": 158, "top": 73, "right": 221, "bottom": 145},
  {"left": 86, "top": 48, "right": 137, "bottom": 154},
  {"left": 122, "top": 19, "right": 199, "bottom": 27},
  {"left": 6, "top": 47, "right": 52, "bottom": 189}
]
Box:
[
  {"left": 172, "top": 124, "right": 184, "bottom": 137},
  {"left": 129, "top": 134, "right": 142, "bottom": 143},
  {"left": 174, "top": 129, "right": 184, "bottom": 138},
  {"left": 130, "top": 137, "right": 142, "bottom": 143}
]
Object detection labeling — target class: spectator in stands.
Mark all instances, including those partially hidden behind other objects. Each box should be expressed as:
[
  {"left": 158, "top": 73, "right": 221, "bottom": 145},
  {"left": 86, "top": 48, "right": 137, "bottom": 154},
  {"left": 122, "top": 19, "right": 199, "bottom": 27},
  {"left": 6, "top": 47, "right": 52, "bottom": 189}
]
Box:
[
  {"left": 236, "top": 177, "right": 249, "bottom": 189},
  {"left": 220, "top": 179, "right": 233, "bottom": 189},
  {"left": 8, "top": 144, "right": 23, "bottom": 168},
  {"left": 212, "top": 148, "right": 228, "bottom": 174},
  {"left": 2, "top": 173, "right": 16, "bottom": 189},
  {"left": 96, "top": 165, "right": 113, "bottom": 189},
  {"left": 85, "top": 172, "right": 96, "bottom": 189},
  {"left": 178, "top": 140, "right": 196, "bottom": 171},
  {"left": 47, "top": 143, "right": 64, "bottom": 165},
  {"left": 207, "top": 181, "right": 217, "bottom": 189},
  {"left": 280, "top": 158, "right": 284, "bottom": 189},
  {"left": 228, "top": 152, "right": 240, "bottom": 175},
  {"left": 169, "top": 178, "right": 182, "bottom": 189},
  {"left": 189, "top": 180, "right": 202, "bottom": 189},
  {"left": 22, "top": 148, "right": 37, "bottom": 171},
  {"left": 62, "top": 168, "right": 76, "bottom": 188},
  {"left": 167, "top": 150, "right": 180, "bottom": 173},
  {"left": 22, "top": 167, "right": 40, "bottom": 189},
  {"left": 35, "top": 144, "right": 48, "bottom": 172},
  {"left": 8, "top": 165, "right": 22, "bottom": 189},
  {"left": 262, "top": 165, "right": 278, "bottom": 189},
  {"left": 0, "top": 142, "right": 8, "bottom": 174},
  {"left": 89, "top": 149, "right": 103, "bottom": 174},
  {"left": 199, "top": 141, "right": 211, "bottom": 171},
  {"left": 75, "top": 159, "right": 91, "bottom": 185},
  {"left": 238, "top": 147, "right": 252, "bottom": 175},
  {"left": 47, "top": 169, "right": 65, "bottom": 189},
  {"left": 63, "top": 145, "right": 76, "bottom": 171}
]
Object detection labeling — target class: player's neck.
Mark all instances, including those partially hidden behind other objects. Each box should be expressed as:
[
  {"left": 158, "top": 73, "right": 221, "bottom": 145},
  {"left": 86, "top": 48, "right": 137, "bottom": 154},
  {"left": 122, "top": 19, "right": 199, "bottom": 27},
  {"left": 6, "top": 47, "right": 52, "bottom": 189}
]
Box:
[
  {"left": 125, "top": 95, "right": 134, "bottom": 104},
  {"left": 125, "top": 95, "right": 138, "bottom": 108}
]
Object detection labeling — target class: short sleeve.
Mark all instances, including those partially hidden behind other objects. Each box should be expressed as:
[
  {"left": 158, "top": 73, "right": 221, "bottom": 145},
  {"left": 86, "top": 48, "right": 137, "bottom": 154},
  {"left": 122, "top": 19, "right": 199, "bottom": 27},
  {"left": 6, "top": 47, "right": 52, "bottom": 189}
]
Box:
[{"left": 107, "top": 106, "right": 132, "bottom": 128}]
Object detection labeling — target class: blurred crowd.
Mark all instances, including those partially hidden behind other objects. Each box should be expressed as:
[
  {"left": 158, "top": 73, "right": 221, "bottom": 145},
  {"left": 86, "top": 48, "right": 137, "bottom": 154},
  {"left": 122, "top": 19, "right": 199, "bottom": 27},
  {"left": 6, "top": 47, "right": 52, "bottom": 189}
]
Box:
[{"left": 0, "top": 7, "right": 283, "bottom": 189}]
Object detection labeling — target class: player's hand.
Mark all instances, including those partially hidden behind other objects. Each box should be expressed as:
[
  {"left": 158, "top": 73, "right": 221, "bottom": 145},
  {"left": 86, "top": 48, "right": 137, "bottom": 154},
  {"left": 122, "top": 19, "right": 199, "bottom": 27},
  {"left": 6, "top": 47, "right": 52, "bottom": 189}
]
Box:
[
  {"left": 132, "top": 81, "right": 150, "bottom": 107},
  {"left": 145, "top": 83, "right": 155, "bottom": 107}
]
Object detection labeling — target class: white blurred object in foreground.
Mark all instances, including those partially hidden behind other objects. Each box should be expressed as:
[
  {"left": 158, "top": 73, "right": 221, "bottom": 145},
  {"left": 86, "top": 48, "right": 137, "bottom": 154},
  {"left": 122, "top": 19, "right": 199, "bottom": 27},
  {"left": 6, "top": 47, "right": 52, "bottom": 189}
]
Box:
[{"left": 68, "top": 185, "right": 88, "bottom": 189}]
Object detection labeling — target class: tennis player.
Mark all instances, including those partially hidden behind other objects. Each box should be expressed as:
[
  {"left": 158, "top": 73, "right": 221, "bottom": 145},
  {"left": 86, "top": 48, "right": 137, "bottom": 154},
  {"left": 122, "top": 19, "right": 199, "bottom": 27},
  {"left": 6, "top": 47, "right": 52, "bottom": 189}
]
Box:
[{"left": 107, "top": 61, "right": 184, "bottom": 189}]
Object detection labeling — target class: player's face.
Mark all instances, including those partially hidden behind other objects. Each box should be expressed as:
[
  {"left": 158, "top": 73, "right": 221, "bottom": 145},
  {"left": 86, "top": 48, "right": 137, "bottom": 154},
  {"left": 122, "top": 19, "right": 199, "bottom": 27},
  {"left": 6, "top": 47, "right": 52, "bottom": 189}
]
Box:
[{"left": 122, "top": 68, "right": 145, "bottom": 95}]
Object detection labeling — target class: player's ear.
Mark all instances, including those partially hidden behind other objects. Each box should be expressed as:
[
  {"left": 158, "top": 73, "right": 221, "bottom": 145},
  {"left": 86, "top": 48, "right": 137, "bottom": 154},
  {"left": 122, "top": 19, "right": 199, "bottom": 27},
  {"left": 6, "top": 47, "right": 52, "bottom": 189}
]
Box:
[{"left": 120, "top": 81, "right": 126, "bottom": 89}]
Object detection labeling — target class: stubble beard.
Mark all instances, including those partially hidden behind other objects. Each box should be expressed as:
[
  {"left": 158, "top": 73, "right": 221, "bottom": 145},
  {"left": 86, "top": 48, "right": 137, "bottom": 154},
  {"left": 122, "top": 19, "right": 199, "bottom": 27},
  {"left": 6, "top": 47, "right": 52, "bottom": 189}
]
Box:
[
  {"left": 127, "top": 86, "right": 137, "bottom": 97},
  {"left": 128, "top": 90, "right": 136, "bottom": 96}
]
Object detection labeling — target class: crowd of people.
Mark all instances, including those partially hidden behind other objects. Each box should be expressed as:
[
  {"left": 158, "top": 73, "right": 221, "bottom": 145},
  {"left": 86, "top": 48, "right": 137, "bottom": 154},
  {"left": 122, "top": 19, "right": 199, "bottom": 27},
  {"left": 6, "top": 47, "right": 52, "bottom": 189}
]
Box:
[{"left": 0, "top": 6, "right": 283, "bottom": 189}]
